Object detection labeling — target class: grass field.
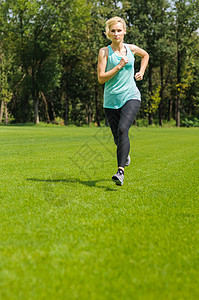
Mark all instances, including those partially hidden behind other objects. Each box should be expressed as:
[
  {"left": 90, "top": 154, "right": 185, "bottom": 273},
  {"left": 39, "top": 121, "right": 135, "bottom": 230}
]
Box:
[{"left": 0, "top": 125, "right": 199, "bottom": 300}]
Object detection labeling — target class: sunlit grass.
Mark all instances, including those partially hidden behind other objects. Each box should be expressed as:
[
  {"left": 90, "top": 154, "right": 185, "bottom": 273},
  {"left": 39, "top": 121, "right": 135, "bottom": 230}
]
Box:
[{"left": 0, "top": 125, "right": 199, "bottom": 299}]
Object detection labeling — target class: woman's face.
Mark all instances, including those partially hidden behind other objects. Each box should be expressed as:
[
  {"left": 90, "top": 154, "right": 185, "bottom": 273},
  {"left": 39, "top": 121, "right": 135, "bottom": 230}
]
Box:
[{"left": 109, "top": 22, "right": 126, "bottom": 42}]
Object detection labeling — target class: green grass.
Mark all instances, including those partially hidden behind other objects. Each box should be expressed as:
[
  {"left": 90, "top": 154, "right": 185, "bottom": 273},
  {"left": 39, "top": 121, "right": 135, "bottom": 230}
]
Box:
[{"left": 0, "top": 125, "right": 199, "bottom": 300}]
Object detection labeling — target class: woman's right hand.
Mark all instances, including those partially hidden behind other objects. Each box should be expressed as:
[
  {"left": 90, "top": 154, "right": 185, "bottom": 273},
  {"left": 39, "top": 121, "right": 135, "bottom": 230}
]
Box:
[
  {"left": 119, "top": 56, "right": 129, "bottom": 68},
  {"left": 98, "top": 48, "right": 129, "bottom": 84}
]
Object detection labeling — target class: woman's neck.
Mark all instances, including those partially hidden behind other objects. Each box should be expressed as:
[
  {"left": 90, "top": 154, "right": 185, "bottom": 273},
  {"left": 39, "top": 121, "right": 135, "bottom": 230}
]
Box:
[
  {"left": 111, "top": 41, "right": 125, "bottom": 52},
  {"left": 111, "top": 42, "right": 126, "bottom": 56}
]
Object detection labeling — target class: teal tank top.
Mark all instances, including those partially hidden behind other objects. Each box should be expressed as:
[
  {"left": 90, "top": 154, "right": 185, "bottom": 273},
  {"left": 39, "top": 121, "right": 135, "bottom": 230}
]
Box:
[{"left": 103, "top": 44, "right": 141, "bottom": 109}]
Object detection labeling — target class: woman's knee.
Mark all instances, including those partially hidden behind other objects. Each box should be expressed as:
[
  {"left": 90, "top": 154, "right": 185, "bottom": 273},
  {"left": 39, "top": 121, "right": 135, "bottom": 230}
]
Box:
[{"left": 118, "top": 124, "right": 128, "bottom": 136}]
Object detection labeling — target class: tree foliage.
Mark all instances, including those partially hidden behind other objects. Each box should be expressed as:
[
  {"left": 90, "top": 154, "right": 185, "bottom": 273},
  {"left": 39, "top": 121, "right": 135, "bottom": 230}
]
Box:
[{"left": 0, "top": 0, "right": 198, "bottom": 126}]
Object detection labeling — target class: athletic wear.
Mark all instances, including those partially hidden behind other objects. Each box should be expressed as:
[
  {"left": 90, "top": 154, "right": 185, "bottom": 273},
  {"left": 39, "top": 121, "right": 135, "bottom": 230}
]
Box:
[
  {"left": 112, "top": 169, "right": 124, "bottom": 186},
  {"left": 103, "top": 44, "right": 141, "bottom": 109},
  {"left": 105, "top": 100, "right": 140, "bottom": 168}
]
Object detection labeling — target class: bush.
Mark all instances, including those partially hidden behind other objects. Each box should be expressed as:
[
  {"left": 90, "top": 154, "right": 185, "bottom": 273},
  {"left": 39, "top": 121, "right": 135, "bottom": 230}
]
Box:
[
  {"left": 136, "top": 119, "right": 149, "bottom": 127},
  {"left": 136, "top": 118, "right": 176, "bottom": 127},
  {"left": 181, "top": 117, "right": 199, "bottom": 127},
  {"left": 54, "top": 117, "right": 65, "bottom": 126}
]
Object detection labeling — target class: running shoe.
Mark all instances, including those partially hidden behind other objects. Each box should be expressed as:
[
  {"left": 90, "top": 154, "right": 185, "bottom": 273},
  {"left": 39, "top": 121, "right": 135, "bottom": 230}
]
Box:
[
  {"left": 125, "top": 155, "right": 131, "bottom": 167},
  {"left": 112, "top": 169, "right": 124, "bottom": 186}
]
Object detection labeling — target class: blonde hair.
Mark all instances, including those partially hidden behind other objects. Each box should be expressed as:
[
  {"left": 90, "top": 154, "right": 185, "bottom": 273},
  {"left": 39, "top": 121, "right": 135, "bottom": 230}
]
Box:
[{"left": 105, "top": 17, "right": 126, "bottom": 40}]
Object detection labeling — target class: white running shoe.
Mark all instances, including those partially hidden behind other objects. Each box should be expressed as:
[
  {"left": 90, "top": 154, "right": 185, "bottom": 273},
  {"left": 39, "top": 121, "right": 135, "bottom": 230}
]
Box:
[
  {"left": 112, "top": 169, "right": 124, "bottom": 186},
  {"left": 125, "top": 155, "right": 131, "bottom": 167}
]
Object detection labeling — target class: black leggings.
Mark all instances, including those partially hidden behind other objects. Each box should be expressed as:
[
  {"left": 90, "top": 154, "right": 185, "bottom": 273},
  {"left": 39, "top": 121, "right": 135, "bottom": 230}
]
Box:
[{"left": 105, "top": 100, "right": 141, "bottom": 168}]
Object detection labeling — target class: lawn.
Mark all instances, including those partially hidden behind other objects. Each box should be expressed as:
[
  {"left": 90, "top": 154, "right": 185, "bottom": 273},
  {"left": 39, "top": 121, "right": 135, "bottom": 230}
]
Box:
[{"left": 0, "top": 125, "right": 199, "bottom": 300}]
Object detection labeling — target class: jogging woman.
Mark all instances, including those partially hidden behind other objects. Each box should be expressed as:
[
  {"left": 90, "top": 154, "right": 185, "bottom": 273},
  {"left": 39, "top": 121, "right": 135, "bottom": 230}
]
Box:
[{"left": 97, "top": 16, "right": 149, "bottom": 186}]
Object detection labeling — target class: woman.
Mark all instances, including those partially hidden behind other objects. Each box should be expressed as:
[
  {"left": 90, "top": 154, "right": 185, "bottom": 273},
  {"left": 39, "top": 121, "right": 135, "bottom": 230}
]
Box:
[{"left": 97, "top": 16, "right": 149, "bottom": 186}]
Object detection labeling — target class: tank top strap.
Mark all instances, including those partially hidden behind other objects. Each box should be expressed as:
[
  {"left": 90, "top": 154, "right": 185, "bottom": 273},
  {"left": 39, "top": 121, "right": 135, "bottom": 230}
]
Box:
[
  {"left": 108, "top": 44, "right": 133, "bottom": 57},
  {"left": 108, "top": 45, "right": 113, "bottom": 56},
  {"left": 124, "top": 44, "right": 134, "bottom": 57}
]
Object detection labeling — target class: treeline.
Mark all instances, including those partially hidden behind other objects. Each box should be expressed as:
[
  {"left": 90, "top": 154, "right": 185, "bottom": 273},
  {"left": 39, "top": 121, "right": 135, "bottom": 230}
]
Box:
[{"left": 0, "top": 0, "right": 199, "bottom": 127}]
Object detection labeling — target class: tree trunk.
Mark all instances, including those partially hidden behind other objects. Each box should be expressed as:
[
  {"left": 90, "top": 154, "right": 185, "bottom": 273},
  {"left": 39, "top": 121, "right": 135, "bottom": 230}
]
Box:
[
  {"left": 5, "top": 102, "right": 8, "bottom": 124},
  {"left": 176, "top": 45, "right": 181, "bottom": 127},
  {"left": 159, "top": 102, "right": 163, "bottom": 126},
  {"left": 176, "top": 28, "right": 182, "bottom": 128},
  {"left": 168, "top": 99, "right": 173, "bottom": 122},
  {"left": 51, "top": 102, "right": 56, "bottom": 121},
  {"left": 176, "top": 95, "right": 180, "bottom": 127},
  {"left": 188, "top": 94, "right": 193, "bottom": 116},
  {"left": 33, "top": 94, "right": 39, "bottom": 124},
  {"left": 148, "top": 62, "right": 153, "bottom": 125},
  {"left": 32, "top": 68, "right": 39, "bottom": 124},
  {"left": 64, "top": 95, "right": 69, "bottom": 126},
  {"left": 159, "top": 64, "right": 164, "bottom": 126},
  {"left": 176, "top": 49, "right": 181, "bottom": 128},
  {"left": 41, "top": 92, "right": 50, "bottom": 123},
  {"left": 0, "top": 100, "right": 4, "bottom": 123},
  {"left": 88, "top": 104, "right": 92, "bottom": 125}
]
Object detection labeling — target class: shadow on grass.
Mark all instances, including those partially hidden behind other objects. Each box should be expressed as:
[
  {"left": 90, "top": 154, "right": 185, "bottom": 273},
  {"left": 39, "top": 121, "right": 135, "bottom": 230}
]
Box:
[{"left": 27, "top": 177, "right": 118, "bottom": 192}]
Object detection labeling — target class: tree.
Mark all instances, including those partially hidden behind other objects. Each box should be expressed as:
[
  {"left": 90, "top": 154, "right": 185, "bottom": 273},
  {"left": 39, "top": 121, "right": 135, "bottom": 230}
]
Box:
[
  {"left": 173, "top": 0, "right": 199, "bottom": 126},
  {"left": 0, "top": 0, "right": 198, "bottom": 126},
  {"left": 177, "top": 32, "right": 199, "bottom": 121},
  {"left": 0, "top": 1, "right": 14, "bottom": 124},
  {"left": 125, "top": 0, "right": 173, "bottom": 125},
  {"left": 0, "top": 53, "right": 13, "bottom": 124},
  {"left": 3, "top": 0, "right": 89, "bottom": 124}
]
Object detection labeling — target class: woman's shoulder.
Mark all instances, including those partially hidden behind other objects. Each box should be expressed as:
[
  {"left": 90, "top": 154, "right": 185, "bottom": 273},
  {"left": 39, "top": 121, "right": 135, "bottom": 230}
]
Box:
[
  {"left": 99, "top": 46, "right": 109, "bottom": 54},
  {"left": 125, "top": 44, "right": 137, "bottom": 54},
  {"left": 98, "top": 46, "right": 109, "bottom": 58}
]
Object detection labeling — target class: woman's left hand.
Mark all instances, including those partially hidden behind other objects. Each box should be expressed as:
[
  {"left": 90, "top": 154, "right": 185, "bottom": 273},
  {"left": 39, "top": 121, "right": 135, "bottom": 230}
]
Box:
[{"left": 135, "top": 72, "right": 143, "bottom": 81}]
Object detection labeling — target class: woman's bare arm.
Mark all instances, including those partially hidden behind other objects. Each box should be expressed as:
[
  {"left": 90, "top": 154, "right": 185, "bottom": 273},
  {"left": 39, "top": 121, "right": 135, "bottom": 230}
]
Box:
[
  {"left": 128, "top": 44, "right": 149, "bottom": 81},
  {"left": 97, "top": 47, "right": 129, "bottom": 84}
]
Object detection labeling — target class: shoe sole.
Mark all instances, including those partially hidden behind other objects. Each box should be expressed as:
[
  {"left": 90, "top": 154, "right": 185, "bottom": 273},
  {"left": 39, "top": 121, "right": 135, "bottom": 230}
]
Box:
[{"left": 112, "top": 177, "right": 123, "bottom": 186}]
